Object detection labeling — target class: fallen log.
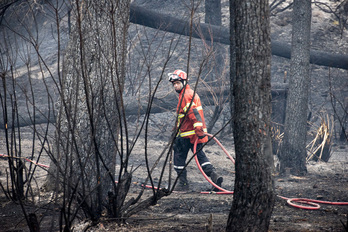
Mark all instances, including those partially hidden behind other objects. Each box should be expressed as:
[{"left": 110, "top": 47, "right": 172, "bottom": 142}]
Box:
[
  {"left": 130, "top": 4, "right": 348, "bottom": 70},
  {"left": 0, "top": 85, "right": 288, "bottom": 129}
]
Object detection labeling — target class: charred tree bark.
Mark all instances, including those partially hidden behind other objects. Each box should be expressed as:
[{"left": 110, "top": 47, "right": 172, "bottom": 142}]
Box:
[
  {"left": 204, "top": 0, "right": 226, "bottom": 131},
  {"left": 279, "top": 0, "right": 311, "bottom": 176},
  {"left": 45, "top": 0, "right": 131, "bottom": 222},
  {"left": 226, "top": 1, "right": 274, "bottom": 231},
  {"left": 205, "top": 0, "right": 222, "bottom": 25},
  {"left": 229, "top": 0, "right": 237, "bottom": 133}
]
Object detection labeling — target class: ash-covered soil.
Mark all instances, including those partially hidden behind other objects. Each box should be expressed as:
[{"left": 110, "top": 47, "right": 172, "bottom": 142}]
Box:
[{"left": 1, "top": 124, "right": 347, "bottom": 231}]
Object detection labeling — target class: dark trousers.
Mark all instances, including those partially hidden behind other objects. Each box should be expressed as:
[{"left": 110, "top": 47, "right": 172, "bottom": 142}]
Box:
[{"left": 173, "top": 137, "right": 214, "bottom": 176}]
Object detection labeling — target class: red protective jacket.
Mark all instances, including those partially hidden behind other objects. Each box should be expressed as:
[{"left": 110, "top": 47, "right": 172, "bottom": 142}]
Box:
[{"left": 176, "top": 84, "right": 208, "bottom": 144}]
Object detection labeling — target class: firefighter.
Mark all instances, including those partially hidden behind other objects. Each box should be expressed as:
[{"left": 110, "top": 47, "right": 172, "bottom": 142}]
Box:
[{"left": 168, "top": 69, "right": 223, "bottom": 191}]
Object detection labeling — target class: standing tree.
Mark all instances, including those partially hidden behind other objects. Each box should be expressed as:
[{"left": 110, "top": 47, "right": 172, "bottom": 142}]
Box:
[
  {"left": 226, "top": 0, "right": 274, "bottom": 231},
  {"left": 279, "top": 0, "right": 311, "bottom": 175},
  {"left": 229, "top": 0, "right": 236, "bottom": 132},
  {"left": 205, "top": 0, "right": 221, "bottom": 25},
  {"left": 46, "top": 0, "right": 131, "bottom": 226},
  {"left": 204, "top": 0, "right": 230, "bottom": 133}
]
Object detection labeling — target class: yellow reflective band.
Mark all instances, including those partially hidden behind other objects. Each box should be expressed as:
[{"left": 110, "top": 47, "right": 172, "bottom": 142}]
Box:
[
  {"left": 196, "top": 106, "right": 202, "bottom": 111},
  {"left": 180, "top": 128, "right": 208, "bottom": 137},
  {"left": 180, "top": 130, "right": 196, "bottom": 137},
  {"left": 177, "top": 114, "right": 184, "bottom": 127},
  {"left": 193, "top": 122, "right": 203, "bottom": 127},
  {"left": 183, "top": 102, "right": 196, "bottom": 112}
]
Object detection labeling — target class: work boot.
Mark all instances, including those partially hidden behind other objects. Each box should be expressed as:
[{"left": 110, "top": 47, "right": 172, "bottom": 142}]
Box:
[
  {"left": 174, "top": 181, "right": 189, "bottom": 191},
  {"left": 210, "top": 171, "right": 223, "bottom": 191},
  {"left": 174, "top": 170, "right": 189, "bottom": 191}
]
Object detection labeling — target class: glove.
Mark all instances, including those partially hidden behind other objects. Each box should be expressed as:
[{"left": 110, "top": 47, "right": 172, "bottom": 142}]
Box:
[
  {"left": 195, "top": 126, "right": 206, "bottom": 139},
  {"left": 198, "top": 134, "right": 206, "bottom": 139}
]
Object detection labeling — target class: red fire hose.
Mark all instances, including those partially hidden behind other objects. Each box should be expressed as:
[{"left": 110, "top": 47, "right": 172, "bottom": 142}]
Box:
[
  {"left": 0, "top": 153, "right": 49, "bottom": 168},
  {"left": 278, "top": 195, "right": 348, "bottom": 210},
  {"left": 193, "top": 134, "right": 348, "bottom": 209},
  {"left": 193, "top": 133, "right": 234, "bottom": 194}
]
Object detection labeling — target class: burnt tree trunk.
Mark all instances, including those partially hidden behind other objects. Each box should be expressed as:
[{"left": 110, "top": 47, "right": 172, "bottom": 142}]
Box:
[
  {"left": 205, "top": 0, "right": 222, "bottom": 25},
  {"left": 229, "top": 0, "right": 236, "bottom": 133},
  {"left": 204, "top": 0, "right": 226, "bottom": 131},
  {"left": 226, "top": 1, "right": 274, "bottom": 231},
  {"left": 45, "top": 0, "right": 131, "bottom": 221},
  {"left": 279, "top": 0, "right": 311, "bottom": 176}
]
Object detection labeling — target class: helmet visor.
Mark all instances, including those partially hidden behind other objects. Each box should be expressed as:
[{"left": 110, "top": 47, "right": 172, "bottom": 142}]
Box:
[{"left": 168, "top": 73, "right": 181, "bottom": 82}]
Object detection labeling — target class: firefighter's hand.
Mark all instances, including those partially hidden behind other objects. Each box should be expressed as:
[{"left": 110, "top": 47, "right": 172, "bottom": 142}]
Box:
[
  {"left": 198, "top": 134, "right": 206, "bottom": 139},
  {"left": 195, "top": 127, "right": 206, "bottom": 139}
]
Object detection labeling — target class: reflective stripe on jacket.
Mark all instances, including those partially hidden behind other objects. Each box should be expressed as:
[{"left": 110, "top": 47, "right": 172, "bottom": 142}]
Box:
[{"left": 176, "top": 84, "right": 208, "bottom": 144}]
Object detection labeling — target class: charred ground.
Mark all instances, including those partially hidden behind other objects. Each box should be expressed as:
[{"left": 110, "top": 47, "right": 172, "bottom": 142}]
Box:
[{"left": 1, "top": 0, "right": 348, "bottom": 231}]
